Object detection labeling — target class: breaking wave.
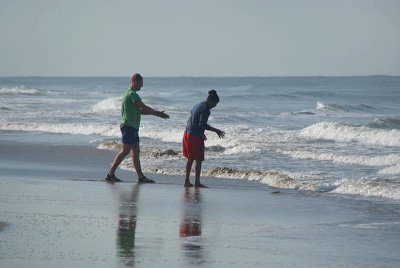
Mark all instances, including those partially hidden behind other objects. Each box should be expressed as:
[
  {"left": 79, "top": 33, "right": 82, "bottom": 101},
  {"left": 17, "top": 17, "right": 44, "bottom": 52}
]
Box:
[
  {"left": 316, "top": 102, "right": 347, "bottom": 111},
  {"left": 0, "top": 86, "right": 44, "bottom": 95},
  {"left": 378, "top": 164, "right": 400, "bottom": 175},
  {"left": 316, "top": 102, "right": 378, "bottom": 112},
  {"left": 279, "top": 149, "right": 400, "bottom": 167},
  {"left": 279, "top": 149, "right": 400, "bottom": 175},
  {"left": 332, "top": 179, "right": 400, "bottom": 200},
  {"left": 368, "top": 118, "right": 400, "bottom": 129},
  {"left": 92, "top": 97, "right": 121, "bottom": 112},
  {"left": 204, "top": 167, "right": 297, "bottom": 189},
  {"left": 300, "top": 122, "right": 400, "bottom": 147},
  {"left": 0, "top": 122, "right": 120, "bottom": 137}
]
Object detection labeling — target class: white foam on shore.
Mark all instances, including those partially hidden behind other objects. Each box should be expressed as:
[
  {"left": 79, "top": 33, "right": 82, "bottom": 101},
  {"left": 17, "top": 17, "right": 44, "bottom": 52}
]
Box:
[
  {"left": 300, "top": 122, "right": 400, "bottom": 147},
  {"left": 118, "top": 161, "right": 400, "bottom": 200},
  {"left": 205, "top": 167, "right": 297, "bottom": 189}
]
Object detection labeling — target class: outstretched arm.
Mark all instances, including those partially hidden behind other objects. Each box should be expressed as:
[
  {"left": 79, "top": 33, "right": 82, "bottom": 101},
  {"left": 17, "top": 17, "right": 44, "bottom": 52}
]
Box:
[
  {"left": 208, "top": 126, "right": 225, "bottom": 138},
  {"left": 134, "top": 100, "right": 169, "bottom": 119}
]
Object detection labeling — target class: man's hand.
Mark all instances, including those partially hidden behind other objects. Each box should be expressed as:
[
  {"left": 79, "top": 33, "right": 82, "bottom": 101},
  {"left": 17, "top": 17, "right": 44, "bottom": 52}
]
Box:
[
  {"left": 156, "top": 110, "right": 169, "bottom": 119},
  {"left": 215, "top": 129, "right": 225, "bottom": 138}
]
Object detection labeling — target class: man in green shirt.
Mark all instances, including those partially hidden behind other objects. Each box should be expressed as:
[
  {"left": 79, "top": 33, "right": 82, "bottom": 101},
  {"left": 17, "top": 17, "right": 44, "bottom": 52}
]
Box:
[{"left": 106, "top": 73, "right": 169, "bottom": 183}]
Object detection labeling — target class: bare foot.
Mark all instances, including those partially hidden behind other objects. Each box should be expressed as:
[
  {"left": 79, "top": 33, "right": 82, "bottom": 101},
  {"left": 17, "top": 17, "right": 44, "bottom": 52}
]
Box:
[
  {"left": 184, "top": 182, "right": 194, "bottom": 187},
  {"left": 194, "top": 183, "right": 208, "bottom": 188},
  {"left": 137, "top": 176, "right": 155, "bottom": 183}
]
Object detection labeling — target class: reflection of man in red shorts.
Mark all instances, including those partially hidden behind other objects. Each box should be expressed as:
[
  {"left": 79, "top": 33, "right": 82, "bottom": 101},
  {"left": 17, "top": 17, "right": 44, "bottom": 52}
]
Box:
[{"left": 182, "top": 90, "right": 225, "bottom": 188}]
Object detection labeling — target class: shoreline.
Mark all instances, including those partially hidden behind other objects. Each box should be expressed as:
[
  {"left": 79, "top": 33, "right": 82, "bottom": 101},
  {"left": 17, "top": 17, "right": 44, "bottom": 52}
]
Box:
[{"left": 1, "top": 138, "right": 399, "bottom": 204}]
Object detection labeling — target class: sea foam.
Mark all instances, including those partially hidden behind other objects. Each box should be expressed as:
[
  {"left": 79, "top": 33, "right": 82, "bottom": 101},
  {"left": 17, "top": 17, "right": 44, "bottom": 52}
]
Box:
[
  {"left": 0, "top": 86, "right": 43, "bottom": 95},
  {"left": 0, "top": 122, "right": 120, "bottom": 137},
  {"left": 92, "top": 97, "right": 121, "bottom": 112},
  {"left": 333, "top": 179, "right": 400, "bottom": 200},
  {"left": 368, "top": 118, "right": 400, "bottom": 129},
  {"left": 279, "top": 149, "right": 400, "bottom": 167},
  {"left": 300, "top": 122, "right": 400, "bottom": 147}
]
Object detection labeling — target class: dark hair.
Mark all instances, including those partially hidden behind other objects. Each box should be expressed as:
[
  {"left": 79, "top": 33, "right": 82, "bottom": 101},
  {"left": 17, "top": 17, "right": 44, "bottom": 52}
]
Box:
[
  {"left": 207, "top": 90, "right": 220, "bottom": 103},
  {"left": 131, "top": 73, "right": 143, "bottom": 82}
]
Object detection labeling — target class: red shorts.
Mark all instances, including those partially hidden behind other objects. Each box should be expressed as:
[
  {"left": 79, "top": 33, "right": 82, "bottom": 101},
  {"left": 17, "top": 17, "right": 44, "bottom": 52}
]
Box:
[{"left": 182, "top": 132, "right": 204, "bottom": 161}]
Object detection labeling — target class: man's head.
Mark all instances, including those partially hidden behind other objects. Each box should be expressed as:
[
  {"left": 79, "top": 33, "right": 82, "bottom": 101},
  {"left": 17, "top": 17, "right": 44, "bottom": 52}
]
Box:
[
  {"left": 206, "top": 90, "right": 220, "bottom": 109},
  {"left": 130, "top": 73, "right": 143, "bottom": 91}
]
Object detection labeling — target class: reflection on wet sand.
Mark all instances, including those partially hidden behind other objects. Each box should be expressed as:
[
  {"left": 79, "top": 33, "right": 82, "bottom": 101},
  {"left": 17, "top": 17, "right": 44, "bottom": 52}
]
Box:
[
  {"left": 116, "top": 184, "right": 139, "bottom": 267},
  {"left": 0, "top": 221, "right": 8, "bottom": 232},
  {"left": 179, "top": 188, "right": 204, "bottom": 265}
]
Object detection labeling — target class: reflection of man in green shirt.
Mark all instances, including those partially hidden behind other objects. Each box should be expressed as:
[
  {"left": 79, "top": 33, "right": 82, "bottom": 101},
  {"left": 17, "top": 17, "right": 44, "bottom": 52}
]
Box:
[
  {"left": 116, "top": 184, "right": 139, "bottom": 266},
  {"left": 106, "top": 73, "right": 169, "bottom": 183}
]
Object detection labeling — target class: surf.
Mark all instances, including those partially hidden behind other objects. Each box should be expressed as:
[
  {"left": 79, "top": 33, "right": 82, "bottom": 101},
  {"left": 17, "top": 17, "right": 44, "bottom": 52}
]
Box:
[{"left": 300, "top": 121, "right": 400, "bottom": 147}]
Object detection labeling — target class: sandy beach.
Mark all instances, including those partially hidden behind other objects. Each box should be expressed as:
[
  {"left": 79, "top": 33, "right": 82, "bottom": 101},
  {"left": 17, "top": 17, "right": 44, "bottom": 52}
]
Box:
[{"left": 0, "top": 140, "right": 400, "bottom": 267}]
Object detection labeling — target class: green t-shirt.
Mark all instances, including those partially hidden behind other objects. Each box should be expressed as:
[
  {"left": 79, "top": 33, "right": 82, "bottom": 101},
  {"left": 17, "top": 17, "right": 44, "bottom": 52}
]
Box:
[{"left": 121, "top": 88, "right": 141, "bottom": 129}]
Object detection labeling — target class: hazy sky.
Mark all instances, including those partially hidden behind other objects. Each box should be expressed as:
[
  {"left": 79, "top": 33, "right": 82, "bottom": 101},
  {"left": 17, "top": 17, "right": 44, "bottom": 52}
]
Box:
[{"left": 0, "top": 0, "right": 399, "bottom": 76}]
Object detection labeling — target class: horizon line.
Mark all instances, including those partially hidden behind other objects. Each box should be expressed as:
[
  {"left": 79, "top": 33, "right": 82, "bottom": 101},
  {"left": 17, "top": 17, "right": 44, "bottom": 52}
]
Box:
[{"left": 1, "top": 74, "right": 399, "bottom": 78}]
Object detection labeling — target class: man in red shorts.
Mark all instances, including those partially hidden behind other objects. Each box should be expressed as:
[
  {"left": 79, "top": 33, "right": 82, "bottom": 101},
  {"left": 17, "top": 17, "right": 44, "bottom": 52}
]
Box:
[{"left": 183, "top": 90, "right": 225, "bottom": 188}]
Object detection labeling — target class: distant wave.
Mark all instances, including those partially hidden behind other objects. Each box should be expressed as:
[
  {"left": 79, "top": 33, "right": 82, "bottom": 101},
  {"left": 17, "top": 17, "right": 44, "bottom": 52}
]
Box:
[
  {"left": 268, "top": 93, "right": 299, "bottom": 99},
  {"left": 378, "top": 164, "right": 400, "bottom": 175},
  {"left": 332, "top": 179, "right": 400, "bottom": 200},
  {"left": 0, "top": 122, "right": 120, "bottom": 137},
  {"left": 279, "top": 149, "right": 400, "bottom": 167},
  {"left": 300, "top": 122, "right": 400, "bottom": 147},
  {"left": 290, "top": 111, "right": 316, "bottom": 116},
  {"left": 316, "top": 101, "right": 378, "bottom": 112},
  {"left": 0, "top": 86, "right": 44, "bottom": 95},
  {"left": 92, "top": 97, "right": 121, "bottom": 112},
  {"left": 316, "top": 102, "right": 346, "bottom": 111},
  {"left": 289, "top": 101, "right": 380, "bottom": 117},
  {"left": 368, "top": 118, "right": 400, "bottom": 129},
  {"left": 279, "top": 149, "right": 400, "bottom": 175}
]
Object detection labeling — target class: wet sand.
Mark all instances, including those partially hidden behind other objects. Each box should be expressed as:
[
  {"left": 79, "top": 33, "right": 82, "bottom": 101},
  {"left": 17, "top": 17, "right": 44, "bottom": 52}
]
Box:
[
  {"left": 1, "top": 140, "right": 400, "bottom": 267},
  {"left": 1, "top": 178, "right": 400, "bottom": 267}
]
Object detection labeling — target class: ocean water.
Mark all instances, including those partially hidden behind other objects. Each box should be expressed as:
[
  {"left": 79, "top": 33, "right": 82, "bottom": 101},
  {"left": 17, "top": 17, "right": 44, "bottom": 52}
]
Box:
[{"left": 1, "top": 76, "right": 400, "bottom": 202}]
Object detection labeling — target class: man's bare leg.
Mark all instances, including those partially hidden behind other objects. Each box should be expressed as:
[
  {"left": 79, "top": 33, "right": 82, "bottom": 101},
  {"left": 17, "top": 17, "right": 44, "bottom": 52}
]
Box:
[
  {"left": 184, "top": 158, "right": 194, "bottom": 187},
  {"left": 109, "top": 143, "right": 132, "bottom": 176},
  {"left": 194, "top": 160, "right": 207, "bottom": 188},
  {"left": 132, "top": 143, "right": 154, "bottom": 183}
]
